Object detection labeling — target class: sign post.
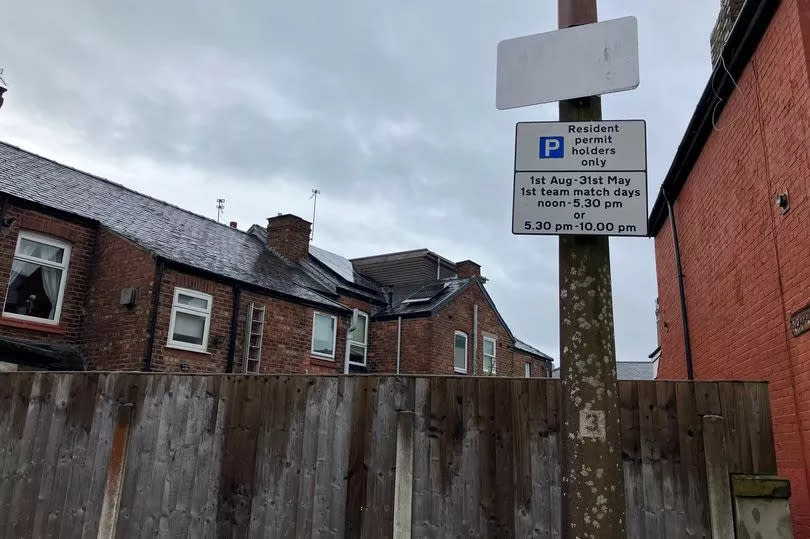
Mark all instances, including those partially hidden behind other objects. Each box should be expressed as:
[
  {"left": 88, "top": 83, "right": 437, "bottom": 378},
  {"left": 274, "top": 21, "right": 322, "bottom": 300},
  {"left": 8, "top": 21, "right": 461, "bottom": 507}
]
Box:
[
  {"left": 555, "top": 3, "right": 627, "bottom": 537},
  {"left": 497, "top": 1, "right": 639, "bottom": 537}
]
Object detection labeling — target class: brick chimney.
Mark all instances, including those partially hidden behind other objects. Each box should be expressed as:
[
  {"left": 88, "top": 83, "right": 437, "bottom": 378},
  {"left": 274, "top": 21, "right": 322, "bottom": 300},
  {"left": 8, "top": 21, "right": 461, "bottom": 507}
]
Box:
[
  {"left": 710, "top": 0, "right": 745, "bottom": 66},
  {"left": 456, "top": 260, "right": 481, "bottom": 279},
  {"left": 266, "top": 214, "right": 311, "bottom": 261}
]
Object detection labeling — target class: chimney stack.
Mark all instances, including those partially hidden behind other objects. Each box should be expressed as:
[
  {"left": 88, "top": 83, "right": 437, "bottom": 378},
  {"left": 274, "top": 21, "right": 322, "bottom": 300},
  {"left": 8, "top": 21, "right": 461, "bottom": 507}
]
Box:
[
  {"left": 456, "top": 260, "right": 481, "bottom": 279},
  {"left": 266, "top": 214, "right": 311, "bottom": 261},
  {"left": 710, "top": 0, "right": 745, "bottom": 66},
  {"left": 229, "top": 221, "right": 238, "bottom": 229}
]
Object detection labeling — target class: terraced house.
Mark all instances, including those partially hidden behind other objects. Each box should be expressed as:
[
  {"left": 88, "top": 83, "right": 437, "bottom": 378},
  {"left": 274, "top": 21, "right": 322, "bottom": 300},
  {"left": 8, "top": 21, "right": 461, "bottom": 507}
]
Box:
[{"left": 0, "top": 142, "right": 551, "bottom": 376}]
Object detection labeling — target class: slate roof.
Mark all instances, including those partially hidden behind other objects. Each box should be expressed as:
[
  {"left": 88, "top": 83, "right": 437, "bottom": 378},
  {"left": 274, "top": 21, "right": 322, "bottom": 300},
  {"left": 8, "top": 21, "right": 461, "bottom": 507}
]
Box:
[
  {"left": 514, "top": 339, "right": 553, "bottom": 361},
  {"left": 0, "top": 142, "right": 345, "bottom": 310},
  {"left": 246, "top": 225, "right": 386, "bottom": 303},
  {"left": 373, "top": 278, "right": 471, "bottom": 318}
]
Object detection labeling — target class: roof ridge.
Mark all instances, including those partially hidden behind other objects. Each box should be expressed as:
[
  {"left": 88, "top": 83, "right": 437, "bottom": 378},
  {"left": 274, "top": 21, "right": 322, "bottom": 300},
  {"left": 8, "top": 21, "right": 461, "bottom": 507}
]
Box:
[{"left": 0, "top": 140, "right": 254, "bottom": 238}]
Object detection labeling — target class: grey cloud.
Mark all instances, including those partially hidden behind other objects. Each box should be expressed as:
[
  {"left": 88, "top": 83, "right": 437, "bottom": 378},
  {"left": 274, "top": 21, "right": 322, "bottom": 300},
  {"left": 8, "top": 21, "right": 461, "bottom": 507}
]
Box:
[{"left": 0, "top": 0, "right": 720, "bottom": 363}]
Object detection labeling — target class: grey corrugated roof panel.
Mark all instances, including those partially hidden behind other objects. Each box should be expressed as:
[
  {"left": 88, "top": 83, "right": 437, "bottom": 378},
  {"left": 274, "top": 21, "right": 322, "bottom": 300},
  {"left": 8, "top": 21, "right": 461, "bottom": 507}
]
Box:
[
  {"left": 514, "top": 339, "right": 553, "bottom": 361},
  {"left": 0, "top": 142, "right": 345, "bottom": 311},
  {"left": 246, "top": 227, "right": 385, "bottom": 301},
  {"left": 308, "top": 245, "right": 385, "bottom": 295}
]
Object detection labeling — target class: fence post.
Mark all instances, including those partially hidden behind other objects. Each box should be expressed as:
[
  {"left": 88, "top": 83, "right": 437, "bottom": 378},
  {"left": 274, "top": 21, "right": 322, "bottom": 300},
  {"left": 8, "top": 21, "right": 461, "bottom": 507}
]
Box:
[
  {"left": 703, "top": 414, "right": 734, "bottom": 538},
  {"left": 96, "top": 403, "right": 134, "bottom": 539},
  {"left": 393, "top": 411, "right": 414, "bottom": 538}
]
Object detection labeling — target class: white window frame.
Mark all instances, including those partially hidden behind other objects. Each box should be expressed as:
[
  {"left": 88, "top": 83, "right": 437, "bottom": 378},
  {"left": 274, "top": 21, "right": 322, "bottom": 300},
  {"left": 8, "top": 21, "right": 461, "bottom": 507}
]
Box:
[
  {"left": 3, "top": 230, "right": 71, "bottom": 325},
  {"left": 348, "top": 311, "right": 369, "bottom": 366},
  {"left": 311, "top": 311, "right": 338, "bottom": 360},
  {"left": 483, "top": 336, "right": 497, "bottom": 374},
  {"left": 166, "top": 287, "right": 213, "bottom": 353},
  {"left": 453, "top": 331, "right": 468, "bottom": 374},
  {"left": 525, "top": 363, "right": 531, "bottom": 378}
]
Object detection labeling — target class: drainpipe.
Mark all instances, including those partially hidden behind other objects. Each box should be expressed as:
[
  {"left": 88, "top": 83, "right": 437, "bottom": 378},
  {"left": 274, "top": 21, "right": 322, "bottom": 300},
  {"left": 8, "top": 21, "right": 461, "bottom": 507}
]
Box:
[
  {"left": 396, "top": 316, "right": 402, "bottom": 374},
  {"left": 472, "top": 304, "right": 479, "bottom": 375},
  {"left": 225, "top": 286, "right": 241, "bottom": 373},
  {"left": 143, "top": 258, "right": 165, "bottom": 372},
  {"left": 343, "top": 308, "right": 358, "bottom": 375},
  {"left": 662, "top": 187, "right": 694, "bottom": 380}
]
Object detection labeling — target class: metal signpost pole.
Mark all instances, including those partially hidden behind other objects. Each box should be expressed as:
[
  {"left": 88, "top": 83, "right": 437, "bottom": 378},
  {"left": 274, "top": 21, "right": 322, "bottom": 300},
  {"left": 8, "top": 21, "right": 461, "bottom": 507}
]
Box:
[{"left": 557, "top": 1, "right": 627, "bottom": 537}]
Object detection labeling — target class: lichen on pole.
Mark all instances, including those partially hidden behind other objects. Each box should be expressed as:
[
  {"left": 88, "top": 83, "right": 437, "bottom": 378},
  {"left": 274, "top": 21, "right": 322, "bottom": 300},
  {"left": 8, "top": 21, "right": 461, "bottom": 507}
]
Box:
[{"left": 557, "top": 2, "right": 627, "bottom": 537}]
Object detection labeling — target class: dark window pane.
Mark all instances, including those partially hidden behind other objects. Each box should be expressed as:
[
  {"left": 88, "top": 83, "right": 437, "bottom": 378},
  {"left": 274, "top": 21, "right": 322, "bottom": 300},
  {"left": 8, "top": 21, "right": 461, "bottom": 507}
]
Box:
[
  {"left": 172, "top": 311, "right": 205, "bottom": 345},
  {"left": 3, "top": 260, "right": 60, "bottom": 320},
  {"left": 349, "top": 344, "right": 365, "bottom": 364}
]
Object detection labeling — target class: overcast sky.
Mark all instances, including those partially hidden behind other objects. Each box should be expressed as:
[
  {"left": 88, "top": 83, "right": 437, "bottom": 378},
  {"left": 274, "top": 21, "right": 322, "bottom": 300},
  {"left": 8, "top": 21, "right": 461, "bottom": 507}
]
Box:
[{"left": 0, "top": 1, "right": 720, "bottom": 365}]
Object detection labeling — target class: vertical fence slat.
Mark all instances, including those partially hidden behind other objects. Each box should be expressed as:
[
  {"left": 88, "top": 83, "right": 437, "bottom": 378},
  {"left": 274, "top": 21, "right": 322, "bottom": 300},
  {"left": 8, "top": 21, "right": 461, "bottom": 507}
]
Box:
[
  {"left": 78, "top": 373, "right": 127, "bottom": 539},
  {"left": 494, "top": 379, "right": 515, "bottom": 538},
  {"left": 31, "top": 374, "right": 72, "bottom": 538},
  {"left": 157, "top": 375, "right": 193, "bottom": 536},
  {"left": 675, "top": 381, "right": 709, "bottom": 537},
  {"left": 475, "top": 376, "right": 496, "bottom": 538},
  {"left": 656, "top": 381, "right": 684, "bottom": 538},
  {"left": 620, "top": 381, "right": 644, "bottom": 539},
  {"left": 0, "top": 373, "right": 35, "bottom": 535},
  {"left": 638, "top": 381, "right": 665, "bottom": 537},
  {"left": 168, "top": 375, "right": 210, "bottom": 537},
  {"left": 10, "top": 374, "right": 55, "bottom": 537}
]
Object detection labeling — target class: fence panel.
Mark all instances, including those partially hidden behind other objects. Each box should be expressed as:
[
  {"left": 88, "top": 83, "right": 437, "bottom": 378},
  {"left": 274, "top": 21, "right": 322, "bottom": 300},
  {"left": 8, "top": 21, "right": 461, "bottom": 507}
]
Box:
[{"left": 0, "top": 373, "right": 776, "bottom": 538}]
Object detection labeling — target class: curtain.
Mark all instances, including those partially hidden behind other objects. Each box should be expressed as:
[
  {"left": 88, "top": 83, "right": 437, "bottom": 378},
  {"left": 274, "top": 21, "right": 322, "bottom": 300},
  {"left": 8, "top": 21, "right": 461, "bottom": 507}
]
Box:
[{"left": 41, "top": 267, "right": 62, "bottom": 318}]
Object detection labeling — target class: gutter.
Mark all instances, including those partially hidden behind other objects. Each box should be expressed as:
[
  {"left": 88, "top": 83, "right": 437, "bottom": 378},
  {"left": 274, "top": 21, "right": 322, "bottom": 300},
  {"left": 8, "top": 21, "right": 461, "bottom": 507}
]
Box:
[
  {"left": 648, "top": 0, "right": 780, "bottom": 236},
  {"left": 143, "top": 258, "right": 165, "bottom": 371}
]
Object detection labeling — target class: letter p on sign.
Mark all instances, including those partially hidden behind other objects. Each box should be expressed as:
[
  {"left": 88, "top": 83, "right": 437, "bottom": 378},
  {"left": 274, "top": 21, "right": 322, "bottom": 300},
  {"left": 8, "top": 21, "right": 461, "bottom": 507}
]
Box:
[{"left": 539, "top": 136, "right": 564, "bottom": 159}]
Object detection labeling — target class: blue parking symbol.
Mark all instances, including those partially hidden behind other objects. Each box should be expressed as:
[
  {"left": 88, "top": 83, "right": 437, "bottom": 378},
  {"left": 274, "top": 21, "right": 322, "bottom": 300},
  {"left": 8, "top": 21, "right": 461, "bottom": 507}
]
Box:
[{"left": 539, "top": 136, "right": 564, "bottom": 159}]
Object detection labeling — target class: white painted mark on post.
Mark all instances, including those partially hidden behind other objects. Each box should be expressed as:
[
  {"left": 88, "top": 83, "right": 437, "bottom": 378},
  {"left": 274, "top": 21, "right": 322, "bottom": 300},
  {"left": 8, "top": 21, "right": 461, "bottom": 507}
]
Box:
[{"left": 579, "top": 409, "right": 606, "bottom": 441}]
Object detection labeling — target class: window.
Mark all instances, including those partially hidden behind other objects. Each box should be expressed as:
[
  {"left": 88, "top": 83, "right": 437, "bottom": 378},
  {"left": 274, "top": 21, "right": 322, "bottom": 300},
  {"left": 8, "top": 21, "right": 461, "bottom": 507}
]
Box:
[
  {"left": 483, "top": 336, "right": 496, "bottom": 374},
  {"left": 348, "top": 311, "right": 369, "bottom": 366},
  {"left": 3, "top": 231, "right": 71, "bottom": 325},
  {"left": 311, "top": 312, "right": 337, "bottom": 359},
  {"left": 525, "top": 363, "right": 531, "bottom": 378},
  {"left": 454, "top": 331, "right": 467, "bottom": 373},
  {"left": 167, "top": 288, "right": 212, "bottom": 352}
]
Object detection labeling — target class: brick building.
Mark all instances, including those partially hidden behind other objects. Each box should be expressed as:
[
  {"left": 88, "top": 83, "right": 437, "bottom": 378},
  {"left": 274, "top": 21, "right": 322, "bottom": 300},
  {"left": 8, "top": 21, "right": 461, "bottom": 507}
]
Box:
[
  {"left": 651, "top": 0, "right": 810, "bottom": 533},
  {"left": 0, "top": 141, "right": 551, "bottom": 377}
]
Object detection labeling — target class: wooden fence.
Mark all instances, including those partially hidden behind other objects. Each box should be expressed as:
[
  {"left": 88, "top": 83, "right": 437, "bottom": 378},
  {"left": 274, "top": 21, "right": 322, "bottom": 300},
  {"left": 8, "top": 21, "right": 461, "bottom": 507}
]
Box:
[{"left": 0, "top": 373, "right": 776, "bottom": 538}]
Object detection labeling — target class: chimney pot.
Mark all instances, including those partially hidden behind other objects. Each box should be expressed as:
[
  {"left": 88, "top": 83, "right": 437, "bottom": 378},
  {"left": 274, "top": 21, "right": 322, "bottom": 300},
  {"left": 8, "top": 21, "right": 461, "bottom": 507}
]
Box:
[
  {"left": 456, "top": 260, "right": 481, "bottom": 279},
  {"left": 229, "top": 221, "right": 238, "bottom": 229},
  {"left": 266, "top": 214, "right": 311, "bottom": 261}
]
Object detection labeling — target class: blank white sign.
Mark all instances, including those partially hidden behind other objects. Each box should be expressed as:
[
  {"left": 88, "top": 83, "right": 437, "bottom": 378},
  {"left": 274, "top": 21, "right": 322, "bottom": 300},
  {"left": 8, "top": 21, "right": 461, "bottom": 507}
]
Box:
[{"left": 496, "top": 16, "right": 639, "bottom": 110}]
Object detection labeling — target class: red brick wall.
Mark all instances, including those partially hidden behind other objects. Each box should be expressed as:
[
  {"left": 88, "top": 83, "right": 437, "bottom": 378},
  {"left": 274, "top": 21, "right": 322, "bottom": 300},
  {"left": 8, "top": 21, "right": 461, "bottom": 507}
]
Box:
[
  {"left": 82, "top": 229, "right": 155, "bottom": 371},
  {"left": 149, "top": 269, "right": 235, "bottom": 373},
  {"left": 368, "top": 318, "right": 400, "bottom": 372},
  {"left": 515, "top": 350, "right": 550, "bottom": 377},
  {"left": 0, "top": 203, "right": 96, "bottom": 349},
  {"left": 429, "top": 283, "right": 516, "bottom": 375},
  {"left": 654, "top": 0, "right": 810, "bottom": 532},
  {"left": 366, "top": 284, "right": 548, "bottom": 376},
  {"left": 232, "top": 289, "right": 349, "bottom": 375}
]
